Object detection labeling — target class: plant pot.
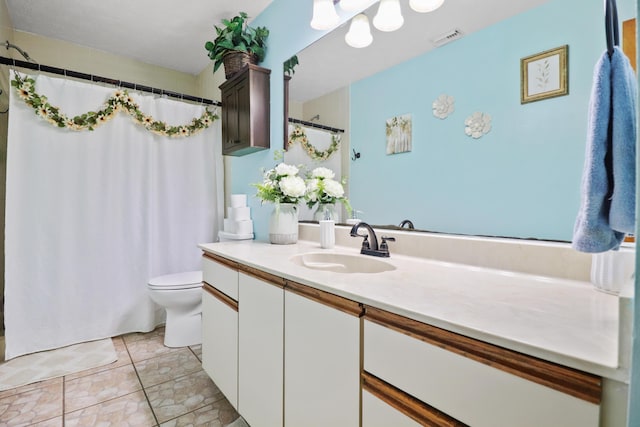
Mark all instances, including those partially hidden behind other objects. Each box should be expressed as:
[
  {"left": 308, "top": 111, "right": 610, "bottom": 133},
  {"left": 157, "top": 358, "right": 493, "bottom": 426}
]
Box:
[
  {"left": 269, "top": 203, "right": 298, "bottom": 245},
  {"left": 223, "top": 51, "right": 258, "bottom": 79}
]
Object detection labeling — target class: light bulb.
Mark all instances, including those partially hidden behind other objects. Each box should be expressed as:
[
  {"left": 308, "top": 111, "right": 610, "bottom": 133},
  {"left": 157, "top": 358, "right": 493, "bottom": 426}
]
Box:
[
  {"left": 345, "top": 14, "right": 373, "bottom": 48},
  {"left": 310, "top": 0, "right": 340, "bottom": 30},
  {"left": 373, "top": 0, "right": 404, "bottom": 32},
  {"left": 339, "top": 0, "right": 370, "bottom": 12},
  {"left": 409, "top": 0, "right": 445, "bottom": 13}
]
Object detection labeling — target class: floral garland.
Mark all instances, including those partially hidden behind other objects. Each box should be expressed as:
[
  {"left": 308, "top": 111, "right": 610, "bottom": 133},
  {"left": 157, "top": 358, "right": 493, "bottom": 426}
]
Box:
[
  {"left": 11, "top": 73, "right": 218, "bottom": 138},
  {"left": 288, "top": 125, "right": 340, "bottom": 161}
]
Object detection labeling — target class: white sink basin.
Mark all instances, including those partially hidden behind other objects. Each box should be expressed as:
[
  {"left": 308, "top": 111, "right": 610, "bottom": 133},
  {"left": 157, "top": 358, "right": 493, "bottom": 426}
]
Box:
[{"left": 290, "top": 252, "right": 396, "bottom": 274}]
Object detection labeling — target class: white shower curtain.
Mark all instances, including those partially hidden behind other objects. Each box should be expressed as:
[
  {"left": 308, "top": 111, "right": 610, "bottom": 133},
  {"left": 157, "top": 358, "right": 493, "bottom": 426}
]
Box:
[{"left": 5, "top": 72, "right": 223, "bottom": 359}]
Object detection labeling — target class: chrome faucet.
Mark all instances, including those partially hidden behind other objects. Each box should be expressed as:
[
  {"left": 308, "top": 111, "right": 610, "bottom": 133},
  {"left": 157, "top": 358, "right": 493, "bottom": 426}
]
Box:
[
  {"left": 398, "top": 219, "right": 414, "bottom": 229},
  {"left": 350, "top": 222, "right": 395, "bottom": 257}
]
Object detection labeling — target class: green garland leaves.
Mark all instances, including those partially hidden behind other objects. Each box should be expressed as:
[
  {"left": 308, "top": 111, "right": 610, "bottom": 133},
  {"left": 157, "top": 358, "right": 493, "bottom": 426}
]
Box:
[
  {"left": 288, "top": 125, "right": 340, "bottom": 161},
  {"left": 11, "top": 73, "right": 218, "bottom": 138}
]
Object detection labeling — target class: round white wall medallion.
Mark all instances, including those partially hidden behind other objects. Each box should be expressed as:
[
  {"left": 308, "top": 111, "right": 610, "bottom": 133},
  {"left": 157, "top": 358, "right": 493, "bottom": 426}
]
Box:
[
  {"left": 464, "top": 112, "right": 491, "bottom": 139},
  {"left": 432, "top": 94, "right": 455, "bottom": 119}
]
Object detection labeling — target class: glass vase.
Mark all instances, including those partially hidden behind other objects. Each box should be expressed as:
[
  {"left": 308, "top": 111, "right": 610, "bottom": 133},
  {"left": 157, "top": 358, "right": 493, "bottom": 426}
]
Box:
[
  {"left": 313, "top": 203, "right": 339, "bottom": 222},
  {"left": 269, "top": 203, "right": 298, "bottom": 244}
]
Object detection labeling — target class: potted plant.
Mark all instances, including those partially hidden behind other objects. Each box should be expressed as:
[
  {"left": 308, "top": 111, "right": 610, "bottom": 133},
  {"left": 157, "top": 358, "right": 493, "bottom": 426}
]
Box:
[
  {"left": 204, "top": 12, "right": 269, "bottom": 79},
  {"left": 284, "top": 55, "right": 299, "bottom": 76},
  {"left": 253, "top": 163, "right": 306, "bottom": 244},
  {"left": 305, "top": 167, "right": 351, "bottom": 222}
]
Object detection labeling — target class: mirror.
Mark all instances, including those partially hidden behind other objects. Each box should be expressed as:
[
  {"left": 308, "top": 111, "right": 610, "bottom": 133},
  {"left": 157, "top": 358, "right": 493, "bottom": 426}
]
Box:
[{"left": 285, "top": 0, "right": 637, "bottom": 242}]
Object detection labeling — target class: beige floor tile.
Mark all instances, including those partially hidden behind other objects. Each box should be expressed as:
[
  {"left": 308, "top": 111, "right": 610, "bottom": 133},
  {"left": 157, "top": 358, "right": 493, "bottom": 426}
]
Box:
[
  {"left": 122, "top": 326, "right": 165, "bottom": 344},
  {"left": 135, "top": 348, "right": 202, "bottom": 388},
  {"left": 0, "top": 378, "right": 62, "bottom": 426},
  {"left": 64, "top": 364, "right": 142, "bottom": 413},
  {"left": 30, "top": 416, "right": 63, "bottom": 426},
  {"left": 159, "top": 398, "right": 239, "bottom": 427},
  {"left": 125, "top": 331, "right": 181, "bottom": 363},
  {"left": 0, "top": 376, "right": 62, "bottom": 400},
  {"left": 146, "top": 370, "right": 224, "bottom": 423},
  {"left": 64, "top": 390, "right": 156, "bottom": 427},
  {"left": 189, "top": 345, "right": 202, "bottom": 361}
]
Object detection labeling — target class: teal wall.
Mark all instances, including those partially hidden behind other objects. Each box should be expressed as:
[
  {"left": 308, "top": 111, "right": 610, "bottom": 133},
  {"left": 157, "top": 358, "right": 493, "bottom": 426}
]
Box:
[
  {"left": 350, "top": 0, "right": 635, "bottom": 241},
  {"left": 236, "top": 0, "right": 636, "bottom": 242}
]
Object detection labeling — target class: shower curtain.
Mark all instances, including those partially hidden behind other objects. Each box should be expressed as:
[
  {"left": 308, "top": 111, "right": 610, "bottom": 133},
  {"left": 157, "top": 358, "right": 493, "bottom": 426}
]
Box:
[{"left": 4, "top": 72, "right": 223, "bottom": 359}]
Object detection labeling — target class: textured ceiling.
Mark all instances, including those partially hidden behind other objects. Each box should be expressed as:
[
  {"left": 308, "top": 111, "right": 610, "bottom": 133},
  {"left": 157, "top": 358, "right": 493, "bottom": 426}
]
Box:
[
  {"left": 5, "top": 0, "right": 548, "bottom": 99},
  {"left": 5, "top": 0, "right": 273, "bottom": 75}
]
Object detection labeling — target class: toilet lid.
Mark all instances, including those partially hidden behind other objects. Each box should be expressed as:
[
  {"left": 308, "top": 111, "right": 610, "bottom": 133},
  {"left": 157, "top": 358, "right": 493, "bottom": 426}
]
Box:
[{"left": 148, "top": 271, "right": 203, "bottom": 290}]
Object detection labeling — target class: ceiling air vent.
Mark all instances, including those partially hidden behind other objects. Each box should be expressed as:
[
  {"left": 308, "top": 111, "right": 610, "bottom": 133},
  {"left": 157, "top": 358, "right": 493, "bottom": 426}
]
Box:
[{"left": 432, "top": 29, "right": 463, "bottom": 47}]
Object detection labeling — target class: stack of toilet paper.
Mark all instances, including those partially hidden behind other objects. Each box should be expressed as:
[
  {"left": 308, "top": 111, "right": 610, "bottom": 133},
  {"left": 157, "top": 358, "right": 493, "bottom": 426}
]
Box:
[{"left": 218, "top": 194, "right": 254, "bottom": 241}]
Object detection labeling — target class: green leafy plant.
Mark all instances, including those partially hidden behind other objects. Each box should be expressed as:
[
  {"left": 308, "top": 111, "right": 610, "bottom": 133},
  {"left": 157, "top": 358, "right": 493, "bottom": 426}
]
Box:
[
  {"left": 284, "top": 55, "right": 299, "bottom": 76},
  {"left": 204, "top": 12, "right": 269, "bottom": 73}
]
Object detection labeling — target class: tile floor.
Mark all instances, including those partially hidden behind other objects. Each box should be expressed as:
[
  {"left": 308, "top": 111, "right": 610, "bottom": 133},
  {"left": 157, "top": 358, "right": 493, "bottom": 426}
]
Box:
[{"left": 0, "top": 327, "right": 242, "bottom": 426}]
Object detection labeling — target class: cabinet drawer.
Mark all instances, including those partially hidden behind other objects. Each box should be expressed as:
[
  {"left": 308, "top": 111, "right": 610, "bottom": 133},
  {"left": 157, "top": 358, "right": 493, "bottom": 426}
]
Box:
[
  {"left": 202, "top": 254, "right": 238, "bottom": 300},
  {"left": 364, "top": 315, "right": 600, "bottom": 427}
]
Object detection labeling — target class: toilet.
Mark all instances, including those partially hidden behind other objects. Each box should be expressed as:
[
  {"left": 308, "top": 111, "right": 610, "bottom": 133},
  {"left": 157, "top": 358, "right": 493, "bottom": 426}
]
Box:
[{"left": 147, "top": 270, "right": 203, "bottom": 348}]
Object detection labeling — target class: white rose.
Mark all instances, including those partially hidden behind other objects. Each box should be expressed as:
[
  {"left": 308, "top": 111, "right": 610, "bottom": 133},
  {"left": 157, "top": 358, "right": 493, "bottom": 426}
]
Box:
[
  {"left": 279, "top": 176, "right": 306, "bottom": 198},
  {"left": 275, "top": 163, "right": 299, "bottom": 177},
  {"left": 306, "top": 178, "right": 320, "bottom": 201},
  {"left": 312, "top": 167, "right": 335, "bottom": 180},
  {"left": 323, "top": 179, "right": 344, "bottom": 198}
]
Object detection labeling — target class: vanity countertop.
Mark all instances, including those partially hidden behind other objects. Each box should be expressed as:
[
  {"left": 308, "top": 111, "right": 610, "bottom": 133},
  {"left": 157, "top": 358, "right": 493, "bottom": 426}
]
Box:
[{"left": 199, "top": 239, "right": 626, "bottom": 381}]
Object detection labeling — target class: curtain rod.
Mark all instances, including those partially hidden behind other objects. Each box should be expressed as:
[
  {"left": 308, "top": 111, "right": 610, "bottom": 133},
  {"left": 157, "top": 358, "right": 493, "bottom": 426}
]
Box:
[
  {"left": 288, "top": 117, "right": 344, "bottom": 134},
  {"left": 0, "top": 56, "right": 221, "bottom": 107}
]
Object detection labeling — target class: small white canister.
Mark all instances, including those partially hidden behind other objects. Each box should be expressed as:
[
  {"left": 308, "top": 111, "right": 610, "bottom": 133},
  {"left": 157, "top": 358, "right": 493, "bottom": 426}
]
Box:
[{"left": 591, "top": 250, "right": 634, "bottom": 294}]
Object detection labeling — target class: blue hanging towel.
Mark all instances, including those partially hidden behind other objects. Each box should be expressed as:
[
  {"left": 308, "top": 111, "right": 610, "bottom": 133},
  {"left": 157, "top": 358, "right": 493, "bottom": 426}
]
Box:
[
  {"left": 608, "top": 47, "right": 637, "bottom": 233},
  {"left": 572, "top": 47, "right": 635, "bottom": 253}
]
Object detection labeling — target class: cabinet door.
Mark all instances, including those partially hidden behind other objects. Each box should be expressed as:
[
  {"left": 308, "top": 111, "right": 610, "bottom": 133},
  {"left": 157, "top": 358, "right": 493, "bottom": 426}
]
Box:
[
  {"left": 222, "top": 86, "right": 239, "bottom": 152},
  {"left": 284, "top": 284, "right": 361, "bottom": 427},
  {"left": 202, "top": 286, "right": 238, "bottom": 409},
  {"left": 238, "top": 272, "right": 284, "bottom": 427}
]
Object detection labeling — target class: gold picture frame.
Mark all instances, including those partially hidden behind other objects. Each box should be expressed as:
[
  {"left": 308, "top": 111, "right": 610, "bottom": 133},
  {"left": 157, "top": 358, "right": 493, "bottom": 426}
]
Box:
[{"left": 520, "top": 45, "right": 568, "bottom": 104}]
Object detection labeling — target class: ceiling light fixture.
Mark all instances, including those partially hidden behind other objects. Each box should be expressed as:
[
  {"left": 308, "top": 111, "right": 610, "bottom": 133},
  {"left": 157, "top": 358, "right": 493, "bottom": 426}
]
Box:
[
  {"left": 339, "top": 0, "right": 371, "bottom": 12},
  {"left": 409, "top": 0, "right": 445, "bottom": 13},
  {"left": 311, "top": 0, "right": 340, "bottom": 30},
  {"left": 373, "top": 0, "right": 404, "bottom": 32},
  {"left": 345, "top": 14, "right": 373, "bottom": 48}
]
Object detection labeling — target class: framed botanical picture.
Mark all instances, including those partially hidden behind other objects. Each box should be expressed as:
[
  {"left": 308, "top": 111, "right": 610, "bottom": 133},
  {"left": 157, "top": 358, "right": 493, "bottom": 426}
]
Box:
[
  {"left": 385, "top": 114, "right": 412, "bottom": 155},
  {"left": 520, "top": 45, "right": 568, "bottom": 104}
]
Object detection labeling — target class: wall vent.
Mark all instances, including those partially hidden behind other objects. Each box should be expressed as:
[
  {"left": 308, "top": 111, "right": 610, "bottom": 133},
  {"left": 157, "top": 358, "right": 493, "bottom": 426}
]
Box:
[{"left": 432, "top": 29, "right": 464, "bottom": 47}]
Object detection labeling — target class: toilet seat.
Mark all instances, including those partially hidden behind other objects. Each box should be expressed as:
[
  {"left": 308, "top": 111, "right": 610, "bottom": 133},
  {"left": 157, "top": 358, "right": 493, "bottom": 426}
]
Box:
[{"left": 148, "top": 271, "right": 203, "bottom": 291}]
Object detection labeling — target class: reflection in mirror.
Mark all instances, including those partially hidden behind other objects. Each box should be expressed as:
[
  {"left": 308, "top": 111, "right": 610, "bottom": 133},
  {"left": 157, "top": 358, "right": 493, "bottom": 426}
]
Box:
[{"left": 286, "top": 0, "right": 637, "bottom": 242}]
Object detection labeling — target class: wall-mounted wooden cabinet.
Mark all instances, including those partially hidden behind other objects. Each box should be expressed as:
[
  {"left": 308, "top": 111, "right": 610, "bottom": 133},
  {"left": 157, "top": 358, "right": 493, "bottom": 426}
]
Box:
[{"left": 219, "top": 64, "right": 270, "bottom": 156}]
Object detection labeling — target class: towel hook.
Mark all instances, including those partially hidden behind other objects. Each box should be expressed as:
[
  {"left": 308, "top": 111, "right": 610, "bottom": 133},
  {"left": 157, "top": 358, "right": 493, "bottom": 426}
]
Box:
[{"left": 605, "top": 0, "right": 619, "bottom": 57}]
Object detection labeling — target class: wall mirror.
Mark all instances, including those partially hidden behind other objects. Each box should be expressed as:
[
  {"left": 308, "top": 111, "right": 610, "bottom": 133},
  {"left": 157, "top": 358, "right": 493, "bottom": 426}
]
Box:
[{"left": 284, "top": 0, "right": 635, "bottom": 242}]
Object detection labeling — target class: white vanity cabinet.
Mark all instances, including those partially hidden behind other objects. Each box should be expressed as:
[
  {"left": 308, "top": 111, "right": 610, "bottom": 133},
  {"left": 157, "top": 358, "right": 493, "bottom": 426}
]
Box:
[
  {"left": 201, "top": 253, "right": 239, "bottom": 409},
  {"left": 284, "top": 281, "right": 362, "bottom": 427},
  {"left": 237, "top": 270, "right": 284, "bottom": 427},
  {"left": 363, "top": 306, "right": 602, "bottom": 427}
]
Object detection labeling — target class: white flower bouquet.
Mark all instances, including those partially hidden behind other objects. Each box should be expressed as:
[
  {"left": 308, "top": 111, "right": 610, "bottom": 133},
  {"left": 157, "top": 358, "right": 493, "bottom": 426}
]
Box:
[
  {"left": 305, "top": 167, "right": 351, "bottom": 212},
  {"left": 254, "top": 163, "right": 306, "bottom": 204}
]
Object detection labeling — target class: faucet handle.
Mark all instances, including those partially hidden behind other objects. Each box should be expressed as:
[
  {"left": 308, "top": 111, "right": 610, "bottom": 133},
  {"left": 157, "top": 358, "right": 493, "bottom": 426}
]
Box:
[
  {"left": 380, "top": 236, "right": 395, "bottom": 252},
  {"left": 361, "top": 235, "right": 370, "bottom": 250}
]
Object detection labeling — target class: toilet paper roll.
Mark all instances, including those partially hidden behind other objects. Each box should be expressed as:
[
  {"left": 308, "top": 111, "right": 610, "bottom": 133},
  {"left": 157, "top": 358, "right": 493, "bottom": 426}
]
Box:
[
  {"left": 235, "top": 220, "right": 254, "bottom": 235},
  {"left": 230, "top": 194, "right": 247, "bottom": 208},
  {"left": 228, "top": 206, "right": 251, "bottom": 220},
  {"left": 224, "top": 218, "right": 237, "bottom": 234}
]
